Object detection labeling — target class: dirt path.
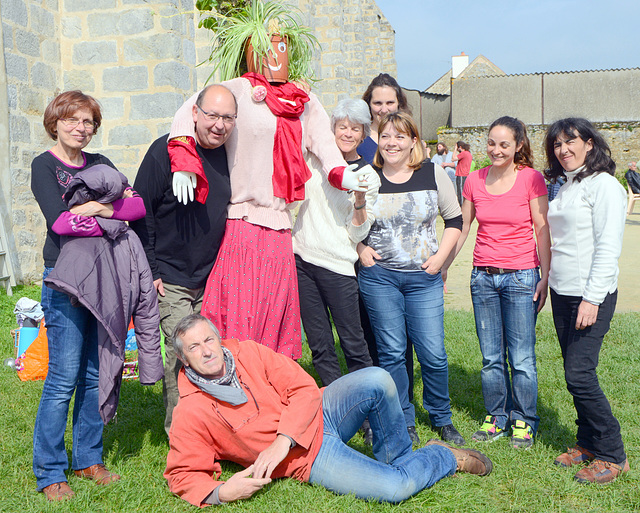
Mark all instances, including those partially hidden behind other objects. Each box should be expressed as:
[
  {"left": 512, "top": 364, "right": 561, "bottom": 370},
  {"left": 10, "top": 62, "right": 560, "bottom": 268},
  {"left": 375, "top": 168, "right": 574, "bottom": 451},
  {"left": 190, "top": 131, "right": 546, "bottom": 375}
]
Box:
[{"left": 441, "top": 204, "right": 640, "bottom": 312}]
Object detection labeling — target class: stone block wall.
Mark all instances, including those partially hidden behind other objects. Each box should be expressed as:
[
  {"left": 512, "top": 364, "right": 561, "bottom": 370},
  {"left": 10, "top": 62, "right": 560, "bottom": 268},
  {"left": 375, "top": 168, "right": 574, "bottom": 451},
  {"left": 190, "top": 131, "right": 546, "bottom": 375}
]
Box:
[
  {"left": 1, "top": 0, "right": 62, "bottom": 282},
  {"left": 2, "top": 0, "right": 396, "bottom": 283}
]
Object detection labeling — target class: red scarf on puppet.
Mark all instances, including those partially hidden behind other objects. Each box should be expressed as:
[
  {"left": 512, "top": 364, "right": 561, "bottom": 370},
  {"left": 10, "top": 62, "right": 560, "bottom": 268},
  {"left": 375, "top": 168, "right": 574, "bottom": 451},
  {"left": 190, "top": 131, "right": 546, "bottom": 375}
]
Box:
[
  {"left": 245, "top": 72, "right": 311, "bottom": 203},
  {"left": 167, "top": 74, "right": 314, "bottom": 204}
]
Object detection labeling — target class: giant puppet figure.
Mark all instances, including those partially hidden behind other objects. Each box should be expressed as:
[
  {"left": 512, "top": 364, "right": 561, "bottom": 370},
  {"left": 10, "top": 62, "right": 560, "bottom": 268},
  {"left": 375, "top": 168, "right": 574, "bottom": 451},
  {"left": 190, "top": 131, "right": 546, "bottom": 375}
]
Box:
[{"left": 167, "top": 1, "right": 371, "bottom": 359}]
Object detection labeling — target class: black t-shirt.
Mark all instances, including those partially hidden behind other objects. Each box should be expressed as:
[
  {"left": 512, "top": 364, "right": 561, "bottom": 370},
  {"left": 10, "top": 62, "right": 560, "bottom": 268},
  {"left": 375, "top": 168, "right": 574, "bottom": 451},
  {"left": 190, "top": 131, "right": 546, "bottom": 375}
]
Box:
[
  {"left": 31, "top": 150, "right": 116, "bottom": 267},
  {"left": 130, "top": 135, "right": 231, "bottom": 289}
]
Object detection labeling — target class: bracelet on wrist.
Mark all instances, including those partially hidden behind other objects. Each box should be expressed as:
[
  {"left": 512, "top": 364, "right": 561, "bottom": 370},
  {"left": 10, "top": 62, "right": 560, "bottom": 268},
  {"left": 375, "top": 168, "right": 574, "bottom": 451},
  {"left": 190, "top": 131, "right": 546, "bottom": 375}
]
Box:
[{"left": 354, "top": 202, "right": 366, "bottom": 210}]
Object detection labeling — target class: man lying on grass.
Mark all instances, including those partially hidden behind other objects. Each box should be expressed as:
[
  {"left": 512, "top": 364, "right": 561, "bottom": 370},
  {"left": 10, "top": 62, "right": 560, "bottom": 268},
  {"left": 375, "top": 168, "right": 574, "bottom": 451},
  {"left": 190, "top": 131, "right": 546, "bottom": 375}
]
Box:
[{"left": 164, "top": 314, "right": 492, "bottom": 506}]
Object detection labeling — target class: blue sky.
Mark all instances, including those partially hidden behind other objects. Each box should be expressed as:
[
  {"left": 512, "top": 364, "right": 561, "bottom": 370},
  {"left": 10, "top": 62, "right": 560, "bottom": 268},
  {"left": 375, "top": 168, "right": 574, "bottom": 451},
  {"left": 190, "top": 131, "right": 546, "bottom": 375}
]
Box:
[{"left": 374, "top": 0, "right": 640, "bottom": 91}]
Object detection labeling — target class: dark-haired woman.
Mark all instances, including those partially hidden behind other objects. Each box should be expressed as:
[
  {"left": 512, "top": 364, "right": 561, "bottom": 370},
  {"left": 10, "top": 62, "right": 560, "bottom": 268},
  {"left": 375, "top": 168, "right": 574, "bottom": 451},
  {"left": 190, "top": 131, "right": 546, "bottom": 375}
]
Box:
[
  {"left": 31, "top": 91, "right": 145, "bottom": 500},
  {"left": 358, "top": 112, "right": 464, "bottom": 446},
  {"left": 358, "top": 73, "right": 410, "bottom": 164},
  {"left": 444, "top": 116, "right": 550, "bottom": 449},
  {"left": 544, "top": 118, "right": 629, "bottom": 483}
]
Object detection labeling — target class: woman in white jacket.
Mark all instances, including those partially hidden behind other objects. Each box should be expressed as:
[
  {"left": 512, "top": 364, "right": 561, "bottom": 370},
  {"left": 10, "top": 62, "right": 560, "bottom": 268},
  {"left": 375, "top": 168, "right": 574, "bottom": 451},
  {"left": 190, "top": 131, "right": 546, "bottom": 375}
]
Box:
[{"left": 544, "top": 118, "right": 629, "bottom": 484}]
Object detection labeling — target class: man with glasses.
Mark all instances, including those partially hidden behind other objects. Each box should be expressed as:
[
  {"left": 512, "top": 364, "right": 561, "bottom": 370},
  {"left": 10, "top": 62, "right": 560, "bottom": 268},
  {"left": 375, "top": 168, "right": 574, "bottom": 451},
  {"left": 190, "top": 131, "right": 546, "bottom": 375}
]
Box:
[
  {"left": 165, "top": 314, "right": 493, "bottom": 507},
  {"left": 130, "top": 85, "right": 235, "bottom": 435}
]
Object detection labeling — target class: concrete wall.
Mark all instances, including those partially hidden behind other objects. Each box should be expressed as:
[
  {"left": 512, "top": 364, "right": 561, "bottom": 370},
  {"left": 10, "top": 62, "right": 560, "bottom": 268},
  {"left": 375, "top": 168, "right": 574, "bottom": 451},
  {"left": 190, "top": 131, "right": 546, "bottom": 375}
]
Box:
[
  {"left": 404, "top": 88, "right": 450, "bottom": 141},
  {"left": 543, "top": 69, "right": 640, "bottom": 123},
  {"left": 452, "top": 74, "right": 542, "bottom": 127},
  {"left": 451, "top": 69, "right": 640, "bottom": 128},
  {"left": 2, "top": 0, "right": 396, "bottom": 283},
  {"left": 439, "top": 122, "right": 640, "bottom": 175}
]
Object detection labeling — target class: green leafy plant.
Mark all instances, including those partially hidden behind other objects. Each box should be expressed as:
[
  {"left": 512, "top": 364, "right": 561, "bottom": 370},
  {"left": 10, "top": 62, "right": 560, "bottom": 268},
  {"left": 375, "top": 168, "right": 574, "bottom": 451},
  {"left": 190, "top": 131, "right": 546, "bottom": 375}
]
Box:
[{"left": 197, "top": 0, "right": 319, "bottom": 83}]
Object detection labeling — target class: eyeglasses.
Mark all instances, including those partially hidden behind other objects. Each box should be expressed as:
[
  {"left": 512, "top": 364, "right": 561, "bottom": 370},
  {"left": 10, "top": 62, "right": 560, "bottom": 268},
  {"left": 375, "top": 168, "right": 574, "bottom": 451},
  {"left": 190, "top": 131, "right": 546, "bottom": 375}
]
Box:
[
  {"left": 196, "top": 105, "right": 237, "bottom": 125},
  {"left": 59, "top": 118, "right": 97, "bottom": 132},
  {"left": 214, "top": 380, "right": 259, "bottom": 432}
]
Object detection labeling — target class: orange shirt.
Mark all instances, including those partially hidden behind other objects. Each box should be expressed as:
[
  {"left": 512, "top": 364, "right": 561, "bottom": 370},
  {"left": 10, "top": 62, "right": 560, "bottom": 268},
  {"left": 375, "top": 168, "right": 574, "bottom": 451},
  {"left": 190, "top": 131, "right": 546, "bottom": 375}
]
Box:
[{"left": 164, "top": 338, "right": 324, "bottom": 507}]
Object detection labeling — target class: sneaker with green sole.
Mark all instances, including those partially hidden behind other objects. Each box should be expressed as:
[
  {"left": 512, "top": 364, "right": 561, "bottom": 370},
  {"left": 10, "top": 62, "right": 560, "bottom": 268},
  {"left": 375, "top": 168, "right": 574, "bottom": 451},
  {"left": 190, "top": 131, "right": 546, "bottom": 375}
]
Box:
[
  {"left": 471, "top": 415, "right": 506, "bottom": 442},
  {"left": 511, "top": 420, "right": 534, "bottom": 449}
]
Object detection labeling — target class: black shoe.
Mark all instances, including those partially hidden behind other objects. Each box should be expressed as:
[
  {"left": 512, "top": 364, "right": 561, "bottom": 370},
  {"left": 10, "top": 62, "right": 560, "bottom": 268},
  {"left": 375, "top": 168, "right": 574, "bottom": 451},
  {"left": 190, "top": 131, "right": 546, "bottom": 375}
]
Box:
[
  {"left": 407, "top": 426, "right": 421, "bottom": 446},
  {"left": 361, "top": 419, "right": 373, "bottom": 446},
  {"left": 436, "top": 424, "right": 466, "bottom": 446}
]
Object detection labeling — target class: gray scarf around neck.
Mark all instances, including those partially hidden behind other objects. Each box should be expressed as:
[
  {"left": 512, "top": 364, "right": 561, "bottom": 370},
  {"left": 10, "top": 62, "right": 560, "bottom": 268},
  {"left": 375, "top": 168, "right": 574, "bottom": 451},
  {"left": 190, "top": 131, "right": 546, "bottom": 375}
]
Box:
[{"left": 184, "top": 346, "right": 247, "bottom": 405}]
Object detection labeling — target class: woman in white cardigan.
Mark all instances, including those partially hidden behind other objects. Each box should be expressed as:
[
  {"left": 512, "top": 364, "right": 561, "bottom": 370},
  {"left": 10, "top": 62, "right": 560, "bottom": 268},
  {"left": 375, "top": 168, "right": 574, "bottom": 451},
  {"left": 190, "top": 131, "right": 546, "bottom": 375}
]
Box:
[
  {"left": 544, "top": 118, "right": 629, "bottom": 484},
  {"left": 293, "top": 99, "right": 379, "bottom": 391}
]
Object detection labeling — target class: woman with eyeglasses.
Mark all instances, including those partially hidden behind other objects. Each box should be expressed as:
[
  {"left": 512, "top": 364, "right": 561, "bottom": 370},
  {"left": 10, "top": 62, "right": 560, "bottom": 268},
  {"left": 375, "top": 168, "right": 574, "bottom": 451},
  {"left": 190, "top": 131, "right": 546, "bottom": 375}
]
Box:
[{"left": 30, "top": 91, "right": 145, "bottom": 501}]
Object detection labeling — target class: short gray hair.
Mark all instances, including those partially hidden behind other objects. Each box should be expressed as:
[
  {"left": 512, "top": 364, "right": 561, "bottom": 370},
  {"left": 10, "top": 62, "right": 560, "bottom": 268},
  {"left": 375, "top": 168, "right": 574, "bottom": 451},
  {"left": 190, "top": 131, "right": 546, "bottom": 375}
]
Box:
[
  {"left": 331, "top": 98, "right": 372, "bottom": 140},
  {"left": 172, "top": 314, "right": 221, "bottom": 358}
]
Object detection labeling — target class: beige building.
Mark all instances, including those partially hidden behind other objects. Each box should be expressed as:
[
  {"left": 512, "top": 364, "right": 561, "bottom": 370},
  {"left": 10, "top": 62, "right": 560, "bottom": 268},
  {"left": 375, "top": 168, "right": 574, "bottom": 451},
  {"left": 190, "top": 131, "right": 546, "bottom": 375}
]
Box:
[{"left": 1, "top": 0, "right": 396, "bottom": 283}]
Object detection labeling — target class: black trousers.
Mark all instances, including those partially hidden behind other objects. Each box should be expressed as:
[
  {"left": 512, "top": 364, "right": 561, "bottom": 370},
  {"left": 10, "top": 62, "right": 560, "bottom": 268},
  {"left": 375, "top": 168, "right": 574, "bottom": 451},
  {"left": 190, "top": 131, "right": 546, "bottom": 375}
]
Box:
[
  {"left": 550, "top": 289, "right": 626, "bottom": 464},
  {"left": 296, "top": 256, "right": 373, "bottom": 386}
]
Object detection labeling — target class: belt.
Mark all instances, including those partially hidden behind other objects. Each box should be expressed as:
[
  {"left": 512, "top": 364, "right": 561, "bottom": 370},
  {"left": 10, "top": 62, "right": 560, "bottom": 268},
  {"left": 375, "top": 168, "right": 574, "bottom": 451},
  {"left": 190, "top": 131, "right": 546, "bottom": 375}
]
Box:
[{"left": 473, "top": 266, "right": 518, "bottom": 275}]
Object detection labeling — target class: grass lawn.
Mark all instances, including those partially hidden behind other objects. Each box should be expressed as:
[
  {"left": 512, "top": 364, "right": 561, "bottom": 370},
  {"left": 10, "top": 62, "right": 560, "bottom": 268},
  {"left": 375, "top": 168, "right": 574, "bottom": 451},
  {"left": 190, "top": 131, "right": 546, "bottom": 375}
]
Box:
[{"left": 0, "top": 285, "right": 639, "bottom": 512}]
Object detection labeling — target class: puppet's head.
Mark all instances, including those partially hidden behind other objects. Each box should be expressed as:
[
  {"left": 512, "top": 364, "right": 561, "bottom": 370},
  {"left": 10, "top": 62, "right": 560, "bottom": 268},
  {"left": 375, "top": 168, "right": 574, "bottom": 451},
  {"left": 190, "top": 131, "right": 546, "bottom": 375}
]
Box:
[{"left": 198, "top": 0, "right": 318, "bottom": 84}]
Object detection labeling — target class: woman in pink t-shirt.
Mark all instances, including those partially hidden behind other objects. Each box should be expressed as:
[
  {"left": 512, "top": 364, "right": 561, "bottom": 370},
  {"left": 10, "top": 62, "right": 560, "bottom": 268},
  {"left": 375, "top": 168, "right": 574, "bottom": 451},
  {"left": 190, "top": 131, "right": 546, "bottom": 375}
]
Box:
[{"left": 444, "top": 116, "right": 550, "bottom": 449}]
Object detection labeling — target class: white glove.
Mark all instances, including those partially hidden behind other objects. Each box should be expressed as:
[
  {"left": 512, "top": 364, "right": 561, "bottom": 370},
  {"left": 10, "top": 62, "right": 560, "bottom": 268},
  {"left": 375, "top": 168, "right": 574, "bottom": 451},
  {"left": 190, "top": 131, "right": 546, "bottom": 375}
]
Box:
[
  {"left": 172, "top": 171, "right": 197, "bottom": 205},
  {"left": 341, "top": 163, "right": 373, "bottom": 192}
]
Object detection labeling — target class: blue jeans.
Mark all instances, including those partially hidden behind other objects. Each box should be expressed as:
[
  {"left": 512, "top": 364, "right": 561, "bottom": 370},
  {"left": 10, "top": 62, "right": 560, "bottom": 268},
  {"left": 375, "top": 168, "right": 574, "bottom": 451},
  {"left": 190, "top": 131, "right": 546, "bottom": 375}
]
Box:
[
  {"left": 470, "top": 268, "right": 540, "bottom": 432},
  {"left": 33, "top": 268, "right": 103, "bottom": 490},
  {"left": 358, "top": 265, "right": 452, "bottom": 427},
  {"left": 309, "top": 367, "right": 456, "bottom": 502}
]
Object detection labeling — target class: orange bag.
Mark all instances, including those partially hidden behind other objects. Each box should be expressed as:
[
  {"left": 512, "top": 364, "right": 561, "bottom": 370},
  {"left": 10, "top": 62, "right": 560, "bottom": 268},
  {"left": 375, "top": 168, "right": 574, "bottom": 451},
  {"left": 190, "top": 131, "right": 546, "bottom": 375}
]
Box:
[{"left": 16, "top": 321, "right": 48, "bottom": 382}]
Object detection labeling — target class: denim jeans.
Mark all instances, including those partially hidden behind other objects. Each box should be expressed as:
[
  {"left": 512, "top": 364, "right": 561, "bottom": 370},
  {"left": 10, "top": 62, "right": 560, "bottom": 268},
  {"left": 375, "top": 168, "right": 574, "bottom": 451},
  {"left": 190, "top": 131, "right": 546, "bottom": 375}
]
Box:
[
  {"left": 358, "top": 265, "right": 453, "bottom": 427},
  {"left": 470, "top": 268, "right": 540, "bottom": 432},
  {"left": 33, "top": 268, "right": 103, "bottom": 490},
  {"left": 550, "top": 289, "right": 626, "bottom": 464},
  {"left": 308, "top": 367, "right": 456, "bottom": 502}
]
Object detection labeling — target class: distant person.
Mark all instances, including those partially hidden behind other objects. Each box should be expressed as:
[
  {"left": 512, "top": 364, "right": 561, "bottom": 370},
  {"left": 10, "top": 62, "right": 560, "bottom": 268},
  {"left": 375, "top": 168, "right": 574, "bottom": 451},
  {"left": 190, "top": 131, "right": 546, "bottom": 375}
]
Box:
[
  {"left": 422, "top": 141, "right": 431, "bottom": 160},
  {"left": 625, "top": 161, "right": 640, "bottom": 194},
  {"left": 431, "top": 142, "right": 456, "bottom": 183},
  {"left": 443, "top": 116, "right": 550, "bottom": 449},
  {"left": 545, "top": 118, "right": 629, "bottom": 484},
  {"left": 452, "top": 141, "right": 472, "bottom": 204}
]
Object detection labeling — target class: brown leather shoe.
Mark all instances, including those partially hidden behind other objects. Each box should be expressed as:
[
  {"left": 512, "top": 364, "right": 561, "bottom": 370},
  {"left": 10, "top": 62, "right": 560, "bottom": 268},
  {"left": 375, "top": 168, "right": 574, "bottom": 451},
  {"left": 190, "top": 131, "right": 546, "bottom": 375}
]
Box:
[
  {"left": 554, "top": 445, "right": 595, "bottom": 467},
  {"left": 574, "top": 459, "right": 630, "bottom": 484},
  {"left": 42, "top": 481, "right": 75, "bottom": 501},
  {"left": 74, "top": 463, "right": 121, "bottom": 485},
  {"left": 425, "top": 439, "right": 493, "bottom": 476}
]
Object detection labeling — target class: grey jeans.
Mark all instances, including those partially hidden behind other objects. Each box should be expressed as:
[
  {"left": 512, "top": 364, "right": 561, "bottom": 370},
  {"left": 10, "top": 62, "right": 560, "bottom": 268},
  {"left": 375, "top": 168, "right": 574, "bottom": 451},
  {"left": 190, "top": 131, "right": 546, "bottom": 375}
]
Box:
[{"left": 158, "top": 282, "right": 203, "bottom": 435}]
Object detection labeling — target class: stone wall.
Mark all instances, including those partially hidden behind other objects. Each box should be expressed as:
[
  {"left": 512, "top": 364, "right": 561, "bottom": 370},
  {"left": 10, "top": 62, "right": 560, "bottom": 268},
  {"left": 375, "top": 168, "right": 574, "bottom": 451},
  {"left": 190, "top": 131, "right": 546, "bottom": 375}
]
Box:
[
  {"left": 439, "top": 122, "right": 640, "bottom": 175},
  {"left": 2, "top": 0, "right": 62, "bottom": 282},
  {"left": 2, "top": 0, "right": 396, "bottom": 283}
]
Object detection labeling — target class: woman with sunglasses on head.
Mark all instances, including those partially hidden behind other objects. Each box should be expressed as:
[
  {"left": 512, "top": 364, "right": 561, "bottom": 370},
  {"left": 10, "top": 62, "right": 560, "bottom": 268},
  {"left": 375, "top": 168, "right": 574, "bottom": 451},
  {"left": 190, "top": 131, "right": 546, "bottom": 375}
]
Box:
[
  {"left": 443, "top": 116, "right": 550, "bottom": 450},
  {"left": 357, "top": 112, "right": 464, "bottom": 447},
  {"left": 30, "top": 91, "right": 146, "bottom": 501},
  {"left": 544, "top": 118, "right": 629, "bottom": 484}
]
